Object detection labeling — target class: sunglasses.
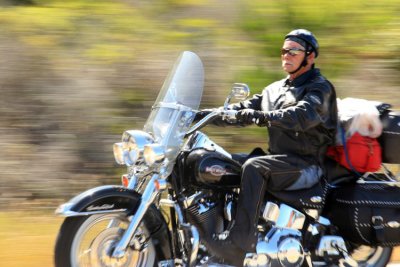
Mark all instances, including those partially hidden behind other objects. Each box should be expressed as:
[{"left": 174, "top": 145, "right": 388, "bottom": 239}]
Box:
[{"left": 281, "top": 48, "right": 306, "bottom": 56}]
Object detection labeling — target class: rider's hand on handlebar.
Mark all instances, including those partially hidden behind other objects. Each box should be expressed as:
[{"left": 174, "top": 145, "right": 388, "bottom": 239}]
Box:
[
  {"left": 236, "top": 109, "right": 257, "bottom": 124},
  {"left": 236, "top": 109, "right": 268, "bottom": 126}
]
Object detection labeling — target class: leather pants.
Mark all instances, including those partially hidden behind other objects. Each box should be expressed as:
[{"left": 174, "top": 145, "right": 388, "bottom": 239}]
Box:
[{"left": 230, "top": 154, "right": 304, "bottom": 252}]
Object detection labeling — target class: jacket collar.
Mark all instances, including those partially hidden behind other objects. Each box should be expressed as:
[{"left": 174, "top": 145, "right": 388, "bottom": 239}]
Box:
[{"left": 284, "top": 68, "right": 320, "bottom": 87}]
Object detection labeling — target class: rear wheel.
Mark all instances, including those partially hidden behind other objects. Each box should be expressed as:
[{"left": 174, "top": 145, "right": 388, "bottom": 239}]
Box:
[
  {"left": 351, "top": 246, "right": 392, "bottom": 267},
  {"left": 55, "top": 214, "right": 156, "bottom": 267}
]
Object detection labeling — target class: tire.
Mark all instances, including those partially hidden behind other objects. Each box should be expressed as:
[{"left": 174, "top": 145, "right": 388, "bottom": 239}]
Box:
[
  {"left": 350, "top": 246, "right": 392, "bottom": 267},
  {"left": 54, "top": 213, "right": 156, "bottom": 267}
]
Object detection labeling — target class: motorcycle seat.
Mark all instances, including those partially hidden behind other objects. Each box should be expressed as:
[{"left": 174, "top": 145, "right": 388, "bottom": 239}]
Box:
[
  {"left": 323, "top": 157, "right": 358, "bottom": 185},
  {"left": 267, "top": 180, "right": 328, "bottom": 211},
  {"left": 267, "top": 159, "right": 359, "bottom": 211}
]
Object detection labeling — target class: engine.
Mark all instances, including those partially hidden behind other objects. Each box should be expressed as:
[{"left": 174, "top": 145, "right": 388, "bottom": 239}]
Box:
[
  {"left": 244, "top": 203, "right": 306, "bottom": 267},
  {"left": 244, "top": 202, "right": 355, "bottom": 267},
  {"left": 183, "top": 191, "right": 355, "bottom": 267},
  {"left": 184, "top": 192, "right": 226, "bottom": 242},
  {"left": 245, "top": 228, "right": 305, "bottom": 267}
]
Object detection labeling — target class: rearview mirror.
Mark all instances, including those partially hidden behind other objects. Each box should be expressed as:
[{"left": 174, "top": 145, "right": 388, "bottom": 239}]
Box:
[
  {"left": 231, "top": 83, "right": 250, "bottom": 101},
  {"left": 224, "top": 83, "right": 250, "bottom": 109}
]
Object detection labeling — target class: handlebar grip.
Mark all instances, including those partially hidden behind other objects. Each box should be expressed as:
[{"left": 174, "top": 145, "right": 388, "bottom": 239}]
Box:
[{"left": 222, "top": 110, "right": 237, "bottom": 121}]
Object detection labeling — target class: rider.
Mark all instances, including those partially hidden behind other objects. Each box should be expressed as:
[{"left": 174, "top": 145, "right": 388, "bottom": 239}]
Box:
[{"left": 201, "top": 29, "right": 338, "bottom": 265}]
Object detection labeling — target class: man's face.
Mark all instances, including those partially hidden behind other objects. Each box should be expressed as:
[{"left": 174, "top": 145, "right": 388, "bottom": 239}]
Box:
[{"left": 281, "top": 40, "right": 306, "bottom": 74}]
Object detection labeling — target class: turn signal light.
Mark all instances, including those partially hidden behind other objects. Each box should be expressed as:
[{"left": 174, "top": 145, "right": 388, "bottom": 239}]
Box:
[
  {"left": 154, "top": 179, "right": 168, "bottom": 191},
  {"left": 121, "top": 174, "right": 130, "bottom": 187}
]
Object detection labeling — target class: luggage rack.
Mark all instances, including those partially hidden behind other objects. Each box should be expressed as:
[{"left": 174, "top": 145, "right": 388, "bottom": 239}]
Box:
[{"left": 357, "top": 164, "right": 400, "bottom": 186}]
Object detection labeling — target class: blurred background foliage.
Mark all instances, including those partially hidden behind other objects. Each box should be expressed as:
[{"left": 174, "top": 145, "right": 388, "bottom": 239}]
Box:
[{"left": 1, "top": 0, "right": 400, "bottom": 207}]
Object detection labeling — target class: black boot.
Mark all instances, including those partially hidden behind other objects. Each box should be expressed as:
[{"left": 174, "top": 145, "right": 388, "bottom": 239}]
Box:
[{"left": 205, "top": 234, "right": 246, "bottom": 266}]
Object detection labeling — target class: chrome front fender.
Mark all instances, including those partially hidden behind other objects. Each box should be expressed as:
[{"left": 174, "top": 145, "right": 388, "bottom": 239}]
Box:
[{"left": 55, "top": 185, "right": 142, "bottom": 217}]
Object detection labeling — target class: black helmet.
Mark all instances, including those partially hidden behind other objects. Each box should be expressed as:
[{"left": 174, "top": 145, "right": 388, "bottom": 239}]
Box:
[{"left": 285, "top": 29, "right": 319, "bottom": 58}]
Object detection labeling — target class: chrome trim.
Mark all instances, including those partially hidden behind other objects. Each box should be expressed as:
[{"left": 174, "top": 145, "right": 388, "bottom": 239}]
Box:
[
  {"left": 224, "top": 201, "right": 233, "bottom": 221},
  {"left": 144, "top": 143, "right": 166, "bottom": 166},
  {"left": 152, "top": 102, "right": 193, "bottom": 112},
  {"left": 55, "top": 202, "right": 75, "bottom": 215},
  {"left": 127, "top": 173, "right": 138, "bottom": 189},
  {"left": 308, "top": 224, "right": 320, "bottom": 236},
  {"left": 246, "top": 227, "right": 303, "bottom": 267},
  {"left": 388, "top": 221, "right": 400, "bottom": 228},
  {"left": 159, "top": 198, "right": 175, "bottom": 207},
  {"left": 244, "top": 253, "right": 269, "bottom": 267},
  {"left": 60, "top": 209, "right": 127, "bottom": 217},
  {"left": 189, "top": 226, "right": 200, "bottom": 267},
  {"left": 316, "top": 235, "right": 358, "bottom": 267},
  {"left": 304, "top": 209, "right": 319, "bottom": 220},
  {"left": 316, "top": 236, "right": 347, "bottom": 257},
  {"left": 276, "top": 204, "right": 305, "bottom": 230},
  {"left": 224, "top": 83, "right": 250, "bottom": 109},
  {"left": 55, "top": 202, "right": 127, "bottom": 217},
  {"left": 186, "top": 111, "right": 221, "bottom": 137},
  {"left": 311, "top": 196, "right": 322, "bottom": 203},
  {"left": 174, "top": 202, "right": 185, "bottom": 224},
  {"left": 113, "top": 142, "right": 125, "bottom": 165},
  {"left": 174, "top": 203, "right": 200, "bottom": 267},
  {"left": 357, "top": 180, "right": 400, "bottom": 186},
  {"left": 382, "top": 163, "right": 398, "bottom": 182},
  {"left": 112, "top": 174, "right": 160, "bottom": 258},
  {"left": 317, "top": 216, "right": 331, "bottom": 226},
  {"left": 262, "top": 202, "right": 280, "bottom": 223},
  {"left": 277, "top": 237, "right": 304, "bottom": 266},
  {"left": 121, "top": 130, "right": 155, "bottom": 166}
]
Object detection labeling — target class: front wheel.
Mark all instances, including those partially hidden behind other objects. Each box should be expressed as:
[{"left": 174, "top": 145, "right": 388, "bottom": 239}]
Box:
[
  {"left": 351, "top": 245, "right": 392, "bottom": 267},
  {"left": 55, "top": 213, "right": 156, "bottom": 267}
]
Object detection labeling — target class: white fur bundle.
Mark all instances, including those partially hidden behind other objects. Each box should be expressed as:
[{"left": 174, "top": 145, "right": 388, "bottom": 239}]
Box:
[{"left": 337, "top": 98, "right": 383, "bottom": 138}]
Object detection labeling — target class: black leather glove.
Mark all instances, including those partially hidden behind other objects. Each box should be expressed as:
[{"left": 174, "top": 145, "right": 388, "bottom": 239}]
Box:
[
  {"left": 236, "top": 109, "right": 256, "bottom": 124},
  {"left": 236, "top": 109, "right": 268, "bottom": 126}
]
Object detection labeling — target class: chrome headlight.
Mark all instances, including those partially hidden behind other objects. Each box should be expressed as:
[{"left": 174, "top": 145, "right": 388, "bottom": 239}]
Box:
[
  {"left": 144, "top": 144, "right": 166, "bottom": 166},
  {"left": 113, "top": 142, "right": 125, "bottom": 165},
  {"left": 113, "top": 130, "right": 154, "bottom": 166}
]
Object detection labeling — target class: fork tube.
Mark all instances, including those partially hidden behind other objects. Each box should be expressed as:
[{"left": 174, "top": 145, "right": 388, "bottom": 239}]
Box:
[
  {"left": 174, "top": 203, "right": 199, "bottom": 267},
  {"left": 127, "top": 174, "right": 138, "bottom": 189},
  {"left": 112, "top": 174, "right": 159, "bottom": 258}
]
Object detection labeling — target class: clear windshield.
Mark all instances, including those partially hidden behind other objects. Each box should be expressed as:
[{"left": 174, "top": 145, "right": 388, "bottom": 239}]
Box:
[{"left": 144, "top": 51, "right": 204, "bottom": 164}]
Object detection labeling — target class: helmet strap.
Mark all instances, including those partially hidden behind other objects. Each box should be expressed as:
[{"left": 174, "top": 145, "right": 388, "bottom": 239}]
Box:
[{"left": 288, "top": 53, "right": 308, "bottom": 75}]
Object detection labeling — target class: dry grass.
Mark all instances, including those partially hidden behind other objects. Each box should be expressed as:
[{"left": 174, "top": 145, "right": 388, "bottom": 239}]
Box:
[
  {"left": 0, "top": 211, "right": 62, "bottom": 267},
  {"left": 0, "top": 211, "right": 399, "bottom": 266}
]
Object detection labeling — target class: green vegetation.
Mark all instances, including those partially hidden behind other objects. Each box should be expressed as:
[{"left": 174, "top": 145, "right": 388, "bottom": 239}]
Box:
[{"left": 238, "top": 0, "right": 400, "bottom": 77}]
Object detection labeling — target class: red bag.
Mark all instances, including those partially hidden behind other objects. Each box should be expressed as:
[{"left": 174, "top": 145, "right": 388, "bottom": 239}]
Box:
[{"left": 327, "top": 132, "right": 382, "bottom": 173}]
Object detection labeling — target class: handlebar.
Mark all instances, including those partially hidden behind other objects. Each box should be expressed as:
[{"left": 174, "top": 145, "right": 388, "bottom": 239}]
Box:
[
  {"left": 221, "top": 109, "right": 238, "bottom": 121},
  {"left": 185, "top": 109, "right": 238, "bottom": 137}
]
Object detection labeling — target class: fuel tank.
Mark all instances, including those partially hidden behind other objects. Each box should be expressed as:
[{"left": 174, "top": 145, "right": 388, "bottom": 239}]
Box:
[{"left": 185, "top": 148, "right": 241, "bottom": 188}]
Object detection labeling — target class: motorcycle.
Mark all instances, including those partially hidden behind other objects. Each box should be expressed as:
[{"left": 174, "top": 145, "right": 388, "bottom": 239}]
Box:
[{"left": 55, "top": 51, "right": 400, "bottom": 267}]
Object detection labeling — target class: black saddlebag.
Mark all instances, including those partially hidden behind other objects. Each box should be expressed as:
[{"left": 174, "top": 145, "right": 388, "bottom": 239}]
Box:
[
  {"left": 329, "top": 183, "right": 400, "bottom": 246},
  {"left": 380, "top": 111, "right": 400, "bottom": 163}
]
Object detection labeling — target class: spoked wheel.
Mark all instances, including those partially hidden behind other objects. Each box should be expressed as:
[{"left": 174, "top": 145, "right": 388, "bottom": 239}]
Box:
[
  {"left": 55, "top": 213, "right": 156, "bottom": 267},
  {"left": 350, "top": 245, "right": 392, "bottom": 267}
]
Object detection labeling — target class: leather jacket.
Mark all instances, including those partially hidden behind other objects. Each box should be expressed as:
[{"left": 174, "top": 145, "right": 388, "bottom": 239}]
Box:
[{"left": 231, "top": 68, "right": 338, "bottom": 165}]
